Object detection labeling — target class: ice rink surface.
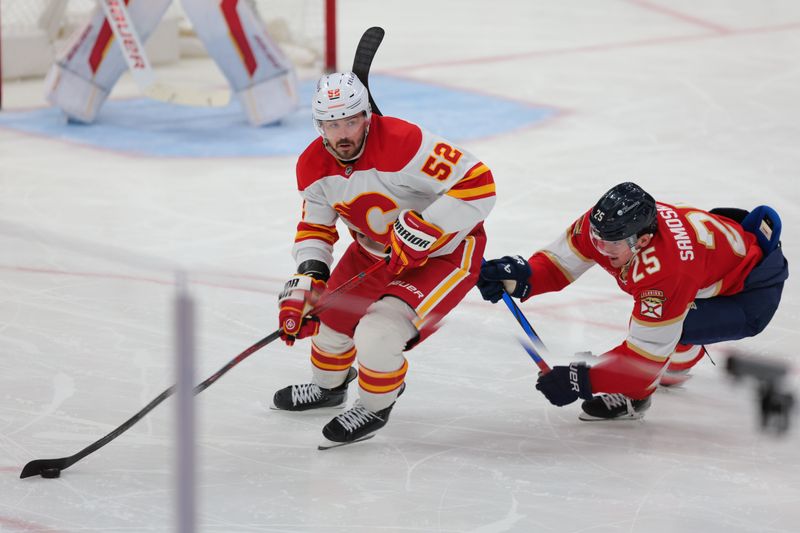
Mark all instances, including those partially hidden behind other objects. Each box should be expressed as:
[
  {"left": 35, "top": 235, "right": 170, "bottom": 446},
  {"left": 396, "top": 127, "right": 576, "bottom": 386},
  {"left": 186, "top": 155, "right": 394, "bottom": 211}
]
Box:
[{"left": 1, "top": 1, "right": 799, "bottom": 531}]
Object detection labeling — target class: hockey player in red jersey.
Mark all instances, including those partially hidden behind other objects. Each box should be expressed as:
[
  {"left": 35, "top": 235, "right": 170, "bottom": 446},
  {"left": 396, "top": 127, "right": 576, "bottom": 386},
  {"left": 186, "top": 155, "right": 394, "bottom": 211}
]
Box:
[
  {"left": 272, "top": 72, "right": 496, "bottom": 446},
  {"left": 478, "top": 182, "right": 787, "bottom": 420}
]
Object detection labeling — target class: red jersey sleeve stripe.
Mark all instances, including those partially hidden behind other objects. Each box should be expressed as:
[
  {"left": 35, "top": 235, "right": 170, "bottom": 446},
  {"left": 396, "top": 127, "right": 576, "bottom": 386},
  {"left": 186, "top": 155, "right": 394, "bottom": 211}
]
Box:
[
  {"left": 446, "top": 183, "right": 496, "bottom": 201},
  {"left": 461, "top": 162, "right": 491, "bottom": 180},
  {"left": 447, "top": 165, "right": 496, "bottom": 201},
  {"left": 450, "top": 164, "right": 493, "bottom": 188},
  {"left": 294, "top": 222, "right": 339, "bottom": 245}
]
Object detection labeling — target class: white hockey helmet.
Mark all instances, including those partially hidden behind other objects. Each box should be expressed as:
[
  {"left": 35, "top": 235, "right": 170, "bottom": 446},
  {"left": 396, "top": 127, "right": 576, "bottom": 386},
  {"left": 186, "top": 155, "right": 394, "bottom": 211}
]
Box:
[{"left": 312, "top": 71, "right": 372, "bottom": 136}]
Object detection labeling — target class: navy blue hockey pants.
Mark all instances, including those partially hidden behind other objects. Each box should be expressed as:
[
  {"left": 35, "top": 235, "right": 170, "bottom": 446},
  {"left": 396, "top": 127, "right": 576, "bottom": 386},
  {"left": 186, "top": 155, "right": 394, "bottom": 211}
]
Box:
[{"left": 680, "top": 245, "right": 789, "bottom": 345}]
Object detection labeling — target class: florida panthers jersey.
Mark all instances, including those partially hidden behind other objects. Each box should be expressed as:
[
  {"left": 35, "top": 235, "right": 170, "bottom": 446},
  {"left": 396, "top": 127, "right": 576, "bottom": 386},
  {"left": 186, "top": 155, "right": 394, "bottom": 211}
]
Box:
[
  {"left": 292, "top": 115, "right": 496, "bottom": 267},
  {"left": 526, "top": 202, "right": 763, "bottom": 394}
]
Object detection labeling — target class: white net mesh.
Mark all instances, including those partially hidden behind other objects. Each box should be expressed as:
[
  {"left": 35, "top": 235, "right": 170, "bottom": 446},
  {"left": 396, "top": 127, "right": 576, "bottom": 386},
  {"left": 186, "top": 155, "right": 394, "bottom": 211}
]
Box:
[
  {"left": 2, "top": 0, "right": 51, "bottom": 31},
  {"left": 1, "top": 0, "right": 330, "bottom": 78},
  {"left": 1, "top": 0, "right": 93, "bottom": 36}
]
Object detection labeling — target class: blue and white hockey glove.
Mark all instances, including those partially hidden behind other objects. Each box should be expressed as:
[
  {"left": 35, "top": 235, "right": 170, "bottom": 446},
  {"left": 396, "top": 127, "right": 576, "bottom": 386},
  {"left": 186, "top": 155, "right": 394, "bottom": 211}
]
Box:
[
  {"left": 477, "top": 255, "right": 532, "bottom": 303},
  {"left": 535, "top": 362, "right": 593, "bottom": 406}
]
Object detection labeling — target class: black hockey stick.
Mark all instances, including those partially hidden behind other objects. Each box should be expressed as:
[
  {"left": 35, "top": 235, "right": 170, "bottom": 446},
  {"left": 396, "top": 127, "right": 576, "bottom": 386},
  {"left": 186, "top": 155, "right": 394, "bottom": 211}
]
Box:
[
  {"left": 20, "top": 259, "right": 386, "bottom": 479},
  {"left": 352, "top": 26, "right": 385, "bottom": 116}
]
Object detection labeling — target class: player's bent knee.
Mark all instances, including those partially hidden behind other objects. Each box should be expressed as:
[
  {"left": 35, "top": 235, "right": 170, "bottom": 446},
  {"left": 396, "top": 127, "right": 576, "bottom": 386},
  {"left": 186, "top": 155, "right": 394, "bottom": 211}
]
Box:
[
  {"left": 354, "top": 297, "right": 417, "bottom": 368},
  {"left": 744, "top": 286, "right": 783, "bottom": 337},
  {"left": 314, "top": 323, "right": 355, "bottom": 354},
  {"left": 746, "top": 312, "right": 776, "bottom": 337}
]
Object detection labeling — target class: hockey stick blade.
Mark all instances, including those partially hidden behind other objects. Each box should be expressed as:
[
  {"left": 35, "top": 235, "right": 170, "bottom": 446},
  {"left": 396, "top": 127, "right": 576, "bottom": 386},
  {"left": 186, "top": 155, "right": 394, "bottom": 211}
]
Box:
[
  {"left": 20, "top": 331, "right": 279, "bottom": 479},
  {"left": 19, "top": 458, "right": 70, "bottom": 479},
  {"left": 352, "top": 27, "right": 385, "bottom": 116},
  {"left": 20, "top": 260, "right": 385, "bottom": 479}
]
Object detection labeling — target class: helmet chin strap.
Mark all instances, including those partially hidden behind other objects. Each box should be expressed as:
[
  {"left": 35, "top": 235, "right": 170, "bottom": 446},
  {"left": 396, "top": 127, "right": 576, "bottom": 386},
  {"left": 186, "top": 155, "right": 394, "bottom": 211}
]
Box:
[
  {"left": 626, "top": 235, "right": 639, "bottom": 256},
  {"left": 624, "top": 232, "right": 654, "bottom": 263},
  {"left": 619, "top": 236, "right": 641, "bottom": 283}
]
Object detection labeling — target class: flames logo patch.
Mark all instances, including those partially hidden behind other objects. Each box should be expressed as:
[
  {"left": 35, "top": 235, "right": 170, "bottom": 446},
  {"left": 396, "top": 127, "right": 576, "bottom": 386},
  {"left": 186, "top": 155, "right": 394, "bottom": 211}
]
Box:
[{"left": 333, "top": 192, "right": 399, "bottom": 242}]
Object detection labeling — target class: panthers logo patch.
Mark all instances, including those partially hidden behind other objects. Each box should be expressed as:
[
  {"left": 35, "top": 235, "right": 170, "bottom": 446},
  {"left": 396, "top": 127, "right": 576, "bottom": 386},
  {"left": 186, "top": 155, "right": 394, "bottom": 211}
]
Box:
[{"left": 640, "top": 289, "right": 666, "bottom": 319}]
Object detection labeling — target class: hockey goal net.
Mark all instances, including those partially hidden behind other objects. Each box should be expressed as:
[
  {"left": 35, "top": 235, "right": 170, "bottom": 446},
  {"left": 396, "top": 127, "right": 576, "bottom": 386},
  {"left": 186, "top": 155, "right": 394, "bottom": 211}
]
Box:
[{"left": 0, "top": 0, "right": 336, "bottom": 106}]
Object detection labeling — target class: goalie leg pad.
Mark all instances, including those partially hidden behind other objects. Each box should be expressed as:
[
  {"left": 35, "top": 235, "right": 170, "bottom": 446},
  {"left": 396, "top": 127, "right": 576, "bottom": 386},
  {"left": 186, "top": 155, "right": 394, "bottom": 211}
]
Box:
[
  {"left": 45, "top": 66, "right": 110, "bottom": 123},
  {"left": 353, "top": 297, "right": 417, "bottom": 411},
  {"left": 182, "top": 0, "right": 298, "bottom": 125},
  {"left": 236, "top": 71, "right": 298, "bottom": 126},
  {"left": 45, "top": 0, "right": 172, "bottom": 122}
]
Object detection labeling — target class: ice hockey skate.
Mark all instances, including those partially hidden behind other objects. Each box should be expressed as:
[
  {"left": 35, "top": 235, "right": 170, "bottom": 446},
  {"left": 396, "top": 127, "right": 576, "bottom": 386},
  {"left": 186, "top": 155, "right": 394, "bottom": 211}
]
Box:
[
  {"left": 317, "top": 382, "right": 405, "bottom": 449},
  {"left": 318, "top": 401, "right": 397, "bottom": 450},
  {"left": 579, "top": 393, "right": 651, "bottom": 421},
  {"left": 271, "top": 367, "right": 357, "bottom": 411}
]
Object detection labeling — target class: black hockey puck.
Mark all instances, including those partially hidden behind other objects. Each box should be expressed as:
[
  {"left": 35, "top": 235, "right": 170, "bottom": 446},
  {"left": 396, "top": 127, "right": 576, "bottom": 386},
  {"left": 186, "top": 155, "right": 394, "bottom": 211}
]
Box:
[{"left": 40, "top": 468, "right": 61, "bottom": 479}]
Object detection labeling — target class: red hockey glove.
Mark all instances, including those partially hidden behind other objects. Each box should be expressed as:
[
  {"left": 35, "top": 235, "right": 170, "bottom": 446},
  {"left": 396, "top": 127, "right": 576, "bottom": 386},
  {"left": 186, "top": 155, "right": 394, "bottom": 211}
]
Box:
[
  {"left": 387, "top": 209, "right": 444, "bottom": 275},
  {"left": 278, "top": 273, "right": 326, "bottom": 346}
]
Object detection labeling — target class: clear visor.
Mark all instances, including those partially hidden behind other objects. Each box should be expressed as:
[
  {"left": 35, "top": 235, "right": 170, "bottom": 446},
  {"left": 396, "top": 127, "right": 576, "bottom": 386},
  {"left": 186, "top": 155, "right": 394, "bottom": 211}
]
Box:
[
  {"left": 314, "top": 112, "right": 370, "bottom": 137},
  {"left": 589, "top": 225, "right": 634, "bottom": 257}
]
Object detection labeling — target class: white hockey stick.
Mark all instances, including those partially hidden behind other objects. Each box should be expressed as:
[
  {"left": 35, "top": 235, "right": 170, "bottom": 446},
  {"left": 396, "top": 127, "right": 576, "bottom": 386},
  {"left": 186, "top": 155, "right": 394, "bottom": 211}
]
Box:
[{"left": 99, "top": 0, "right": 230, "bottom": 107}]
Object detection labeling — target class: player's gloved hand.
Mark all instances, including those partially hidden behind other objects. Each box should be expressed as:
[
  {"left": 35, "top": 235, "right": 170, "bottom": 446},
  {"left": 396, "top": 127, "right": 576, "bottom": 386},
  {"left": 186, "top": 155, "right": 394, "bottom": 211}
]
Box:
[
  {"left": 477, "top": 255, "right": 532, "bottom": 303},
  {"left": 387, "top": 209, "right": 444, "bottom": 275},
  {"left": 535, "top": 362, "right": 593, "bottom": 406},
  {"left": 278, "top": 273, "right": 327, "bottom": 346}
]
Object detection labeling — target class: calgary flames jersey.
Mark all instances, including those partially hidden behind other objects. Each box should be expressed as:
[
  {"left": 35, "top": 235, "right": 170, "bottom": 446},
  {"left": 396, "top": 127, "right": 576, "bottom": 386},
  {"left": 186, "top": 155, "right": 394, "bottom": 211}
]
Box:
[
  {"left": 527, "top": 202, "right": 763, "bottom": 394},
  {"left": 292, "top": 115, "right": 496, "bottom": 267}
]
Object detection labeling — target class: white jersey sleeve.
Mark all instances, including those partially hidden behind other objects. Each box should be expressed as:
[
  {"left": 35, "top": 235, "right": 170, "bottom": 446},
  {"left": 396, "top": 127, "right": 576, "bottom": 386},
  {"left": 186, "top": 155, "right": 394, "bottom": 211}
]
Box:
[
  {"left": 291, "top": 183, "right": 340, "bottom": 268},
  {"left": 406, "top": 132, "right": 496, "bottom": 234}
]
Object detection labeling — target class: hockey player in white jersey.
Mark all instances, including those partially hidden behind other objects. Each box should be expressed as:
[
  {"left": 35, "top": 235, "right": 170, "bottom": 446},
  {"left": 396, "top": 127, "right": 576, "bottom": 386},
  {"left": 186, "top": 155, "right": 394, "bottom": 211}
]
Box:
[{"left": 273, "top": 72, "right": 496, "bottom": 447}]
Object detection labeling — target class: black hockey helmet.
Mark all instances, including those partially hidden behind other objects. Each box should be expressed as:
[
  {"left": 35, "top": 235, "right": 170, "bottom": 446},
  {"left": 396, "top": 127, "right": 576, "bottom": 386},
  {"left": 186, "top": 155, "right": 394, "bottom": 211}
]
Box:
[{"left": 589, "top": 182, "right": 657, "bottom": 242}]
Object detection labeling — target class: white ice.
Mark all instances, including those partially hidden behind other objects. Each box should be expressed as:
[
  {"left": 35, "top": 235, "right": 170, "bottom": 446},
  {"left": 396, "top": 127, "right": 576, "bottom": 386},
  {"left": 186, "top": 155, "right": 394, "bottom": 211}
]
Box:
[{"left": 1, "top": 1, "right": 799, "bottom": 532}]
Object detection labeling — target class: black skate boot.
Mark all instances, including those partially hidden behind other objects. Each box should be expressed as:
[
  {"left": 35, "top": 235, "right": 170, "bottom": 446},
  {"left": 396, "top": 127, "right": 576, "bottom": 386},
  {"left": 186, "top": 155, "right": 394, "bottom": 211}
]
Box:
[
  {"left": 272, "top": 367, "right": 357, "bottom": 411},
  {"left": 579, "top": 393, "right": 651, "bottom": 421},
  {"left": 318, "top": 400, "right": 396, "bottom": 450}
]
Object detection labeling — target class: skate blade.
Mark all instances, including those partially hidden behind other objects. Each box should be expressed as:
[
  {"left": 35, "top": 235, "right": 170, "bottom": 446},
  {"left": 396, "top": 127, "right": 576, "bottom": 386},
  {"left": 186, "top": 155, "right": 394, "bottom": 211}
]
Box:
[
  {"left": 317, "top": 434, "right": 375, "bottom": 450},
  {"left": 578, "top": 412, "right": 646, "bottom": 422},
  {"left": 266, "top": 402, "right": 347, "bottom": 412}
]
